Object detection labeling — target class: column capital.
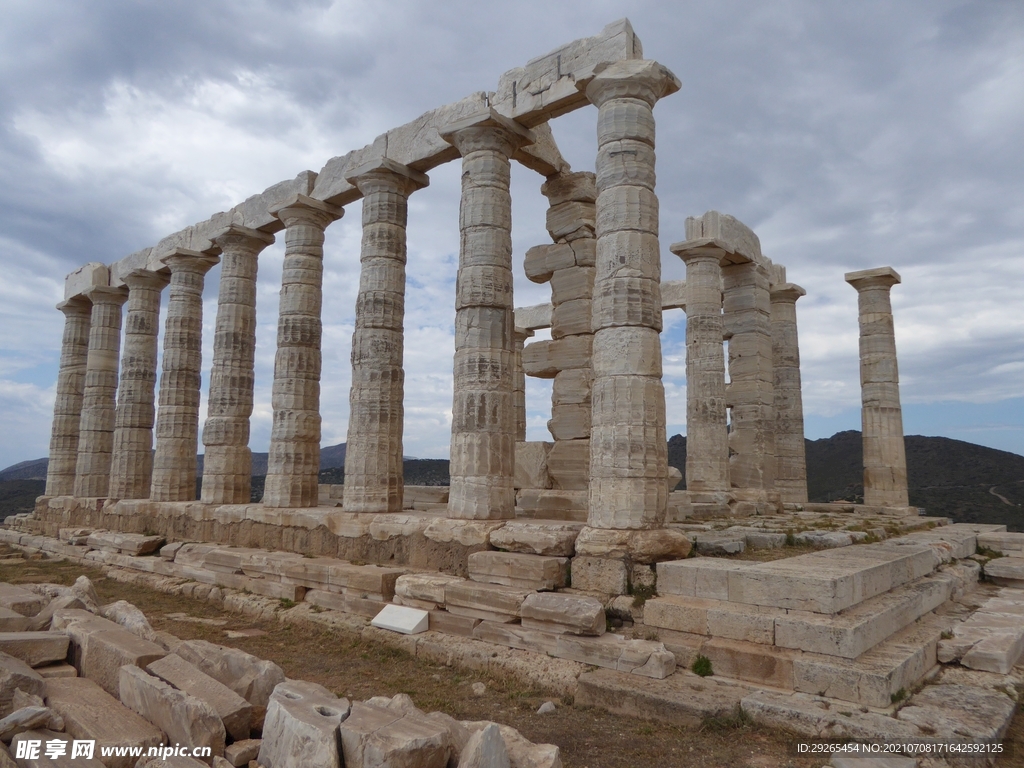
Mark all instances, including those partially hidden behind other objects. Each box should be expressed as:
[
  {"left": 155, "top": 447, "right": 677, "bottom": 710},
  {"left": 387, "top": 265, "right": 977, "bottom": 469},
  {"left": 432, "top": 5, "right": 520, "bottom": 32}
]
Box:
[
  {"left": 345, "top": 157, "right": 429, "bottom": 196},
  {"left": 513, "top": 326, "right": 535, "bottom": 344},
  {"left": 845, "top": 266, "right": 901, "bottom": 292},
  {"left": 210, "top": 224, "right": 276, "bottom": 250},
  {"left": 582, "top": 59, "right": 681, "bottom": 109},
  {"left": 121, "top": 269, "right": 170, "bottom": 292},
  {"left": 670, "top": 242, "right": 728, "bottom": 266},
  {"left": 770, "top": 282, "right": 806, "bottom": 303},
  {"left": 83, "top": 285, "right": 129, "bottom": 306},
  {"left": 57, "top": 296, "right": 92, "bottom": 316},
  {"left": 440, "top": 107, "right": 535, "bottom": 157},
  {"left": 161, "top": 248, "right": 220, "bottom": 275},
  {"left": 269, "top": 193, "right": 343, "bottom": 229}
]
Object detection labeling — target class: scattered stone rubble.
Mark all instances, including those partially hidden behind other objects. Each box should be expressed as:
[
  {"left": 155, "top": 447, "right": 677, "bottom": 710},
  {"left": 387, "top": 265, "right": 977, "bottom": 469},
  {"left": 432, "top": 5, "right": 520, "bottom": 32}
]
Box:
[{"left": 0, "top": 572, "right": 564, "bottom": 767}]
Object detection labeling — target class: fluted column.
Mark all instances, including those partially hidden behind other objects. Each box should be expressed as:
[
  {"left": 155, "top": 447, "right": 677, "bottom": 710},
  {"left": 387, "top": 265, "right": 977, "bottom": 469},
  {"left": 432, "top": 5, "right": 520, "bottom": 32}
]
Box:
[
  {"left": 108, "top": 271, "right": 169, "bottom": 499},
  {"left": 771, "top": 282, "right": 808, "bottom": 503},
  {"left": 723, "top": 260, "right": 775, "bottom": 490},
  {"left": 513, "top": 326, "right": 533, "bottom": 442},
  {"left": 673, "top": 247, "right": 729, "bottom": 492},
  {"left": 151, "top": 250, "right": 219, "bottom": 502},
  {"left": 343, "top": 160, "right": 428, "bottom": 514},
  {"left": 74, "top": 286, "right": 129, "bottom": 497},
  {"left": 441, "top": 109, "right": 534, "bottom": 520},
  {"left": 584, "top": 60, "right": 680, "bottom": 529},
  {"left": 263, "top": 195, "right": 343, "bottom": 509},
  {"left": 201, "top": 226, "right": 275, "bottom": 505},
  {"left": 45, "top": 297, "right": 92, "bottom": 496},
  {"left": 846, "top": 267, "right": 909, "bottom": 507}
]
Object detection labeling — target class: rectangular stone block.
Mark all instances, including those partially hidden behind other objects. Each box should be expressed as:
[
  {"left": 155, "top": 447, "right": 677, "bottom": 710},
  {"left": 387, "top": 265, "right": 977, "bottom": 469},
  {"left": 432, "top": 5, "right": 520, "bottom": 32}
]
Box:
[
  {"left": 521, "top": 336, "right": 592, "bottom": 378},
  {"left": 85, "top": 531, "right": 164, "bottom": 556},
  {"left": 545, "top": 440, "right": 590, "bottom": 491},
  {"left": 0, "top": 632, "right": 69, "bottom": 668},
  {"left": 394, "top": 574, "right": 465, "bottom": 606},
  {"left": 553, "top": 634, "right": 675, "bottom": 679},
  {"left": 984, "top": 556, "right": 1024, "bottom": 587},
  {"left": 427, "top": 611, "right": 480, "bottom": 638},
  {"left": 514, "top": 441, "right": 552, "bottom": 491},
  {"left": 0, "top": 607, "right": 31, "bottom": 632},
  {"left": 147, "top": 653, "right": 252, "bottom": 742},
  {"left": 570, "top": 557, "right": 628, "bottom": 595},
  {"left": 472, "top": 621, "right": 559, "bottom": 654},
  {"left": 306, "top": 589, "right": 385, "bottom": 619},
  {"left": 468, "top": 551, "right": 568, "bottom": 590},
  {"left": 0, "top": 584, "right": 45, "bottom": 617},
  {"left": 515, "top": 489, "right": 588, "bottom": 521},
  {"left": 65, "top": 619, "right": 166, "bottom": 697},
  {"left": 548, "top": 403, "right": 590, "bottom": 440},
  {"left": 701, "top": 637, "right": 797, "bottom": 689},
  {"left": 444, "top": 582, "right": 533, "bottom": 622},
  {"left": 520, "top": 593, "right": 605, "bottom": 636},
  {"left": 524, "top": 243, "right": 575, "bottom": 283},
  {"left": 43, "top": 677, "right": 164, "bottom": 768},
  {"left": 655, "top": 559, "right": 754, "bottom": 600},
  {"left": 259, "top": 680, "right": 349, "bottom": 768},
  {"left": 340, "top": 703, "right": 451, "bottom": 768},
  {"left": 978, "top": 531, "right": 1024, "bottom": 556}
]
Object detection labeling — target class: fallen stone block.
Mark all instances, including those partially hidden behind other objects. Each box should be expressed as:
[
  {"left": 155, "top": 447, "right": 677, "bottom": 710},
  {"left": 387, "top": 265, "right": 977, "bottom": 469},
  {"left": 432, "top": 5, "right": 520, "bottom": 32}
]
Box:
[
  {"left": 984, "top": 556, "right": 1024, "bottom": 587},
  {"left": 488, "top": 521, "right": 582, "bottom": 557},
  {"left": 147, "top": 654, "right": 252, "bottom": 742},
  {"left": 119, "top": 665, "right": 225, "bottom": 759},
  {"left": 26, "top": 595, "right": 86, "bottom": 632},
  {"left": 0, "top": 651, "right": 44, "bottom": 717},
  {"left": 44, "top": 676, "right": 163, "bottom": 768},
  {"left": 0, "top": 584, "right": 45, "bottom": 617},
  {"left": 694, "top": 534, "right": 745, "bottom": 555},
  {"left": 520, "top": 593, "right": 605, "bottom": 636},
  {"left": 0, "top": 633, "right": 69, "bottom": 669},
  {"left": 65, "top": 617, "right": 166, "bottom": 697},
  {"left": 896, "top": 682, "right": 1016, "bottom": 742},
  {"left": 258, "top": 680, "right": 349, "bottom": 768},
  {"left": 468, "top": 551, "right": 568, "bottom": 591},
  {"left": 0, "top": 607, "right": 30, "bottom": 633},
  {"left": 174, "top": 639, "right": 284, "bottom": 727},
  {"left": 371, "top": 604, "right": 429, "bottom": 635},
  {"left": 458, "top": 722, "right": 509, "bottom": 768},
  {"left": 339, "top": 702, "right": 451, "bottom": 768},
  {"left": 0, "top": 706, "right": 61, "bottom": 742},
  {"left": 444, "top": 582, "right": 533, "bottom": 623},
  {"left": 34, "top": 663, "right": 77, "bottom": 679},
  {"left": 10, "top": 728, "right": 105, "bottom": 766},
  {"left": 223, "top": 739, "right": 260, "bottom": 767},
  {"left": 100, "top": 600, "right": 157, "bottom": 642}
]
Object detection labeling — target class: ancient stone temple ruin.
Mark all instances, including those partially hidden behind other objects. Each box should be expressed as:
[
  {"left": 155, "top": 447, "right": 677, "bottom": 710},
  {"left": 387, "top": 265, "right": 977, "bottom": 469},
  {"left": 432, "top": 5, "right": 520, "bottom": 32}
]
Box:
[{"left": 8, "top": 19, "right": 1023, "bottom": 754}]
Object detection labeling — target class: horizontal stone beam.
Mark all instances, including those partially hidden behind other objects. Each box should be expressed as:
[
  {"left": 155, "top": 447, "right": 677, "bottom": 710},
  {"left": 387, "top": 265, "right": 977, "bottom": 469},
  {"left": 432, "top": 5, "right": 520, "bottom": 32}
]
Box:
[
  {"left": 673, "top": 210, "right": 770, "bottom": 268},
  {"left": 64, "top": 262, "right": 109, "bottom": 300}
]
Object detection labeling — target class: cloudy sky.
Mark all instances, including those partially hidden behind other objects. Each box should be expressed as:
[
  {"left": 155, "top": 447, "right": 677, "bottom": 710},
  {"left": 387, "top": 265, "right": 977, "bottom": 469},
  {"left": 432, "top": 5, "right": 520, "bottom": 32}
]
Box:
[{"left": 1, "top": 0, "right": 1022, "bottom": 471}]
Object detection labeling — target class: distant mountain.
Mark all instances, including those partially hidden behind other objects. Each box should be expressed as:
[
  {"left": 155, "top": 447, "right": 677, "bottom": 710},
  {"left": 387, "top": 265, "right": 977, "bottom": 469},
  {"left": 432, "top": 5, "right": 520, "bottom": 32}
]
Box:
[{"left": 0, "top": 458, "right": 48, "bottom": 482}]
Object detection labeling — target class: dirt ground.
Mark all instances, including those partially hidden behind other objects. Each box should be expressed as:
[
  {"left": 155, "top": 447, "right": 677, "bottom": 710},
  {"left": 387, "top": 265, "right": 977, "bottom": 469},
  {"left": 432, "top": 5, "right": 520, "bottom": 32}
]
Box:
[{"left": 3, "top": 549, "right": 1023, "bottom": 768}]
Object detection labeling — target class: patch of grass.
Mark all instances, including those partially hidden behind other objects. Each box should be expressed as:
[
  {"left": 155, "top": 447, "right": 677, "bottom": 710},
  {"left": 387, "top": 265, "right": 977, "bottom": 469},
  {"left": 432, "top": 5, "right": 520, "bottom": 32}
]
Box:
[
  {"left": 699, "top": 703, "right": 750, "bottom": 732},
  {"left": 976, "top": 545, "right": 1004, "bottom": 559},
  {"left": 890, "top": 688, "right": 907, "bottom": 704},
  {"left": 784, "top": 531, "right": 796, "bottom": 547},
  {"left": 691, "top": 655, "right": 713, "bottom": 677},
  {"left": 629, "top": 583, "right": 656, "bottom": 608},
  {"left": 940, "top": 630, "right": 954, "bottom": 640},
  {"left": 278, "top": 598, "right": 296, "bottom": 610}
]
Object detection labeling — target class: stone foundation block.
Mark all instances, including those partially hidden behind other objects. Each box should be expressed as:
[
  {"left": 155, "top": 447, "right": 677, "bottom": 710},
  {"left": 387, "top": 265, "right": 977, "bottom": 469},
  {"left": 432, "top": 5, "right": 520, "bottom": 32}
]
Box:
[
  {"left": 395, "top": 574, "right": 465, "bottom": 607},
  {"left": 85, "top": 531, "right": 164, "bottom": 556},
  {"left": 514, "top": 441, "right": 551, "bottom": 490},
  {"left": 515, "top": 489, "right": 587, "bottom": 521},
  {"left": 570, "top": 557, "right": 628, "bottom": 595},
  {"left": 489, "top": 520, "right": 582, "bottom": 557},
  {"left": 655, "top": 558, "right": 754, "bottom": 600},
  {"left": 444, "top": 582, "right": 533, "bottom": 622},
  {"left": 520, "top": 593, "right": 605, "bottom": 636},
  {"left": 468, "top": 551, "right": 568, "bottom": 591},
  {"left": 258, "top": 680, "right": 350, "bottom": 768}
]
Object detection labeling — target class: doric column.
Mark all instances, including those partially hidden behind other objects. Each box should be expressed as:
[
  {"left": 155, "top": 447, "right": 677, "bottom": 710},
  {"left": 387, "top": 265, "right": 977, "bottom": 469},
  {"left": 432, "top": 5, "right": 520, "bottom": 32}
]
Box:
[
  {"left": 513, "top": 326, "right": 533, "bottom": 442},
  {"left": 151, "top": 250, "right": 219, "bottom": 502},
  {"left": 845, "top": 267, "right": 909, "bottom": 507},
  {"left": 770, "top": 281, "right": 808, "bottom": 504},
  {"left": 45, "top": 297, "right": 92, "bottom": 496},
  {"left": 263, "top": 195, "right": 343, "bottom": 509},
  {"left": 441, "top": 109, "right": 534, "bottom": 520},
  {"left": 672, "top": 246, "right": 729, "bottom": 492},
  {"left": 723, "top": 260, "right": 775, "bottom": 490},
  {"left": 343, "top": 160, "right": 428, "bottom": 514},
  {"left": 108, "top": 270, "right": 169, "bottom": 499},
  {"left": 584, "top": 60, "right": 680, "bottom": 529},
  {"left": 74, "top": 286, "right": 129, "bottom": 497},
  {"left": 200, "top": 226, "right": 275, "bottom": 505}
]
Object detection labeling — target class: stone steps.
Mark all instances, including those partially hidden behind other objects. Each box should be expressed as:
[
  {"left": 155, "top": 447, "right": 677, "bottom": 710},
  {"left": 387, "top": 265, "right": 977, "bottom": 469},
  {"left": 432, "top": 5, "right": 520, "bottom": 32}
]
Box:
[{"left": 938, "top": 586, "right": 1024, "bottom": 673}]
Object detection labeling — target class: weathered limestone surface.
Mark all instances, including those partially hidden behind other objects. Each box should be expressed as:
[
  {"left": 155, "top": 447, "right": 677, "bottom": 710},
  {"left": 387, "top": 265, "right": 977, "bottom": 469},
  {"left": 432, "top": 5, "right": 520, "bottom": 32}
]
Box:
[
  {"left": 0, "top": 652, "right": 44, "bottom": 717},
  {"left": 108, "top": 271, "right": 168, "bottom": 500},
  {"left": 74, "top": 286, "right": 129, "bottom": 498},
  {"left": 584, "top": 60, "right": 679, "bottom": 529},
  {"left": 468, "top": 551, "right": 568, "bottom": 590},
  {"left": 339, "top": 701, "right": 451, "bottom": 768},
  {"left": 512, "top": 328, "right": 532, "bottom": 442},
  {"left": 263, "top": 195, "right": 343, "bottom": 508},
  {"left": 344, "top": 160, "right": 428, "bottom": 514},
  {"left": 0, "top": 633, "right": 69, "bottom": 668},
  {"left": 45, "top": 298, "right": 92, "bottom": 497},
  {"left": 520, "top": 593, "right": 605, "bottom": 636},
  {"left": 846, "top": 267, "right": 909, "bottom": 507},
  {"left": 488, "top": 520, "right": 581, "bottom": 557},
  {"left": 148, "top": 653, "right": 252, "bottom": 742},
  {"left": 257, "top": 680, "right": 349, "bottom": 768},
  {"left": 63, "top": 614, "right": 166, "bottom": 697},
  {"left": 173, "top": 639, "right": 285, "bottom": 720},
  {"left": 770, "top": 279, "right": 808, "bottom": 503},
  {"left": 442, "top": 110, "right": 534, "bottom": 520},
  {"left": 44, "top": 677, "right": 163, "bottom": 768},
  {"left": 0, "top": 584, "right": 46, "bottom": 618},
  {"left": 151, "top": 250, "right": 219, "bottom": 502},
  {"left": 201, "top": 225, "right": 275, "bottom": 505}
]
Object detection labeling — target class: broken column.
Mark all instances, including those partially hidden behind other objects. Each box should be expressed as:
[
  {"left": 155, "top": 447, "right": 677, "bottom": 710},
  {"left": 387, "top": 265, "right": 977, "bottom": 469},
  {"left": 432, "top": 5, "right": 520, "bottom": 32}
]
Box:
[
  {"left": 263, "top": 195, "right": 343, "bottom": 509},
  {"left": 441, "top": 109, "right": 534, "bottom": 520},
  {"left": 342, "top": 159, "right": 428, "bottom": 514},
  {"left": 151, "top": 250, "right": 219, "bottom": 502},
  {"left": 770, "top": 270, "right": 809, "bottom": 504},
  {"left": 723, "top": 259, "right": 775, "bottom": 491},
  {"left": 45, "top": 297, "right": 92, "bottom": 497},
  {"left": 845, "top": 266, "right": 909, "bottom": 508},
  {"left": 108, "top": 270, "right": 169, "bottom": 499},
  {"left": 584, "top": 60, "right": 680, "bottom": 529},
  {"left": 201, "top": 226, "right": 275, "bottom": 505},
  {"left": 669, "top": 241, "right": 729, "bottom": 493},
  {"left": 74, "top": 286, "right": 129, "bottom": 498}
]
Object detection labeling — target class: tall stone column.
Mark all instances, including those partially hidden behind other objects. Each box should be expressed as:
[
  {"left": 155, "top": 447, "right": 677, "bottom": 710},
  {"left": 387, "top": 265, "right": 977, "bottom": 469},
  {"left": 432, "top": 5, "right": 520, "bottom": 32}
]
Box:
[
  {"left": 201, "top": 226, "right": 275, "bottom": 505},
  {"left": 45, "top": 297, "right": 92, "bottom": 497},
  {"left": 673, "top": 247, "right": 729, "bottom": 492},
  {"left": 845, "top": 267, "right": 909, "bottom": 507},
  {"left": 151, "top": 250, "right": 219, "bottom": 502},
  {"left": 441, "top": 109, "right": 534, "bottom": 520},
  {"left": 74, "top": 286, "right": 129, "bottom": 497},
  {"left": 342, "top": 160, "right": 428, "bottom": 514},
  {"left": 770, "top": 281, "right": 808, "bottom": 504},
  {"left": 723, "top": 260, "right": 775, "bottom": 490},
  {"left": 512, "top": 327, "right": 533, "bottom": 442},
  {"left": 108, "top": 271, "right": 169, "bottom": 499},
  {"left": 263, "top": 195, "right": 342, "bottom": 509},
  {"left": 584, "top": 60, "right": 680, "bottom": 529}
]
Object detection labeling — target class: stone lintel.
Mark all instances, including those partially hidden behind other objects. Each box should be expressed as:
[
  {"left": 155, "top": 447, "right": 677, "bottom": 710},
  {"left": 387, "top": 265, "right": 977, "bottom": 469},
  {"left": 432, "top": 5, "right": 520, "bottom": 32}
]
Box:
[
  {"left": 845, "top": 266, "right": 901, "bottom": 290},
  {"left": 439, "top": 106, "right": 536, "bottom": 146},
  {"left": 661, "top": 280, "right": 686, "bottom": 310},
  {"left": 770, "top": 282, "right": 806, "bottom": 302},
  {"left": 268, "top": 193, "right": 343, "bottom": 220},
  {"left": 515, "top": 303, "right": 554, "bottom": 331},
  {"left": 513, "top": 326, "right": 535, "bottom": 342},
  {"left": 344, "top": 156, "right": 430, "bottom": 189},
  {"left": 210, "top": 224, "right": 276, "bottom": 247},
  {"left": 65, "top": 262, "right": 110, "bottom": 301},
  {"left": 513, "top": 122, "right": 570, "bottom": 178}
]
